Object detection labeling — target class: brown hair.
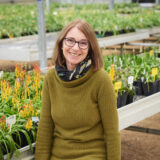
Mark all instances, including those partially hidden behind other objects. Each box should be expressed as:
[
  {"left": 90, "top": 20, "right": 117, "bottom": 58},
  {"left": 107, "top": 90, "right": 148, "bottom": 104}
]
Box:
[{"left": 52, "top": 19, "right": 104, "bottom": 71}]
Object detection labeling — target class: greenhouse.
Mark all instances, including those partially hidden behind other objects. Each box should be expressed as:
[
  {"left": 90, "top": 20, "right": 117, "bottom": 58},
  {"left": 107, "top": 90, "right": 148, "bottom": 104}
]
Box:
[{"left": 0, "top": 0, "right": 160, "bottom": 160}]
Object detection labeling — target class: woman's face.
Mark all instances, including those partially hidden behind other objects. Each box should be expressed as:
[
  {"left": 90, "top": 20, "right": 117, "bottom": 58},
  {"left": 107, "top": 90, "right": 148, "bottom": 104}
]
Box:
[{"left": 62, "top": 27, "right": 89, "bottom": 71}]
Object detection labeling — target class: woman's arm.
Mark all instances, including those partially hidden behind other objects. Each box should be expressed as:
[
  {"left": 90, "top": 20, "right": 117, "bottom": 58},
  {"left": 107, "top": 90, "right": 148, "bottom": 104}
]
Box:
[
  {"left": 98, "top": 72, "right": 121, "bottom": 160},
  {"left": 35, "top": 75, "right": 54, "bottom": 160}
]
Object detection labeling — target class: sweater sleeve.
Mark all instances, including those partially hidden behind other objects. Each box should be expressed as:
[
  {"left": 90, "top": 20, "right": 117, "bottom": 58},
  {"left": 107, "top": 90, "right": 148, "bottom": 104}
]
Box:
[
  {"left": 35, "top": 75, "right": 54, "bottom": 160},
  {"left": 98, "top": 72, "right": 121, "bottom": 160}
]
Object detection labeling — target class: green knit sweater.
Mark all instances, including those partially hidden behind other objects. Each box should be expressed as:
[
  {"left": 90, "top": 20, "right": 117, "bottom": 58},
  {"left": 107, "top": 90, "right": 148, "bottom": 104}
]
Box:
[{"left": 35, "top": 66, "right": 121, "bottom": 160}]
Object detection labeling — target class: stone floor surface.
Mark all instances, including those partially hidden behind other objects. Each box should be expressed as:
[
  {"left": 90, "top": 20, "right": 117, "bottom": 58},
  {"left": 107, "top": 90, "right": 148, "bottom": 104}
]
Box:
[{"left": 121, "top": 113, "right": 160, "bottom": 160}]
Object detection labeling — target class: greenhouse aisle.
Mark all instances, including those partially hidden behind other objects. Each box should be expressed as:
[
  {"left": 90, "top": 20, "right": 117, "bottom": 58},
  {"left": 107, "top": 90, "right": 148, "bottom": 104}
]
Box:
[{"left": 121, "top": 112, "right": 160, "bottom": 160}]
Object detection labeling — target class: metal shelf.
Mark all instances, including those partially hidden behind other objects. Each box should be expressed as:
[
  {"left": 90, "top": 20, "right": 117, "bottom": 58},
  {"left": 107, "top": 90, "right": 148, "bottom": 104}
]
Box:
[
  {"left": 4, "top": 143, "right": 35, "bottom": 160},
  {"left": 118, "top": 92, "right": 160, "bottom": 131},
  {"left": 0, "top": 27, "right": 160, "bottom": 61}
]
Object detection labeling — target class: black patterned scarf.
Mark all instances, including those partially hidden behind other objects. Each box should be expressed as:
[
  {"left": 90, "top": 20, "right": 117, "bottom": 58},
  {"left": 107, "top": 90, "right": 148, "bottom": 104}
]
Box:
[{"left": 55, "top": 56, "right": 92, "bottom": 81}]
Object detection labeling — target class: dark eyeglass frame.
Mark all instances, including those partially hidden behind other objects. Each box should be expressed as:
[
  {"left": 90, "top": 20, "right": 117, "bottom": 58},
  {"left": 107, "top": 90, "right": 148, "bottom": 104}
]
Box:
[{"left": 63, "top": 38, "right": 89, "bottom": 50}]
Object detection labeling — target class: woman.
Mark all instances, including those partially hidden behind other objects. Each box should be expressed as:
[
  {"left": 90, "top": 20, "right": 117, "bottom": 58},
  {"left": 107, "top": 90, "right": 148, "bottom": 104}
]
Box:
[{"left": 35, "top": 19, "right": 121, "bottom": 160}]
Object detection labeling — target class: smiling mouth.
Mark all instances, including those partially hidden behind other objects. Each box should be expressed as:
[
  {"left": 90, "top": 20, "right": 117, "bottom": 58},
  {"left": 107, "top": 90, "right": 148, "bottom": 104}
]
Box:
[{"left": 69, "top": 52, "right": 81, "bottom": 57}]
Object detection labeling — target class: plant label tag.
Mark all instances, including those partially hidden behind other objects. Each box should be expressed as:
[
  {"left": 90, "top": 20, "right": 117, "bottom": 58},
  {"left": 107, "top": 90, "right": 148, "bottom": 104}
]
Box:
[
  {"left": 141, "top": 77, "right": 144, "bottom": 82},
  {"left": 140, "top": 47, "right": 142, "bottom": 53},
  {"left": 152, "top": 68, "right": 158, "bottom": 76},
  {"left": 6, "top": 115, "right": 16, "bottom": 131},
  {"left": 32, "top": 117, "right": 39, "bottom": 123},
  {"left": 120, "top": 59, "right": 123, "bottom": 67},
  {"left": 128, "top": 76, "right": 134, "bottom": 85},
  {"left": 0, "top": 71, "right": 3, "bottom": 79},
  {"left": 132, "top": 48, "right": 135, "bottom": 53},
  {"left": 143, "top": 69, "right": 146, "bottom": 75},
  {"left": 114, "top": 81, "right": 122, "bottom": 90}
]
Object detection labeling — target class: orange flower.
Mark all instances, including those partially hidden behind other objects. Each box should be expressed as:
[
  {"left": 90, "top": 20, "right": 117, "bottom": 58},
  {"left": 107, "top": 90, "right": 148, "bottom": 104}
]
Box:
[
  {"left": 9, "top": 34, "right": 13, "bottom": 39},
  {"left": 0, "top": 116, "right": 6, "bottom": 130},
  {"left": 34, "top": 64, "right": 41, "bottom": 74}
]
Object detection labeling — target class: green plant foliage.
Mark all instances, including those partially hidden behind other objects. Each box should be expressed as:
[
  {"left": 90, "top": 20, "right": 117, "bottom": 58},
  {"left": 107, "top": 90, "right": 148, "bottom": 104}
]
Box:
[
  {"left": 104, "top": 50, "right": 160, "bottom": 95},
  {"left": 0, "top": 3, "right": 160, "bottom": 39},
  {"left": 0, "top": 64, "right": 43, "bottom": 159}
]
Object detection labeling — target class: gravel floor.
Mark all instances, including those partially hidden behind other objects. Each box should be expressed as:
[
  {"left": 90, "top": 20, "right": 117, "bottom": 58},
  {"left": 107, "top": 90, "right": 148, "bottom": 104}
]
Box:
[
  {"left": 121, "top": 113, "right": 160, "bottom": 160},
  {"left": 121, "top": 129, "right": 160, "bottom": 160}
]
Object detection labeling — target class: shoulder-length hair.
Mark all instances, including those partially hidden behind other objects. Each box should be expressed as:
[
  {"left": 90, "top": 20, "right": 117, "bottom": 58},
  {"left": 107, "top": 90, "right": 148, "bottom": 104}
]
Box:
[{"left": 52, "top": 19, "right": 104, "bottom": 71}]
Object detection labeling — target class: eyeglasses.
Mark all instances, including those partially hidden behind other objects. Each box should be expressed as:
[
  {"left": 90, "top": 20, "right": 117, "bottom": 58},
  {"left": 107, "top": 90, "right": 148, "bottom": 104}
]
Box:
[{"left": 64, "top": 38, "right": 89, "bottom": 50}]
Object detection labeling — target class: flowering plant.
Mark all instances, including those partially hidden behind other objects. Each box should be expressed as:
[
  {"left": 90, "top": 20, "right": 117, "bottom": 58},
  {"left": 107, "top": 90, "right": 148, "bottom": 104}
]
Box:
[{"left": 0, "top": 64, "right": 43, "bottom": 159}]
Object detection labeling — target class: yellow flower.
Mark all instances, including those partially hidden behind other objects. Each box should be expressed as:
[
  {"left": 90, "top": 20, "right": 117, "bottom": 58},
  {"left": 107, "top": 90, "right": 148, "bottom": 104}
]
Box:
[
  {"left": 19, "top": 110, "right": 26, "bottom": 118},
  {"left": 109, "top": 64, "right": 115, "bottom": 81},
  {"left": 35, "top": 110, "right": 38, "bottom": 117},
  {"left": 26, "top": 119, "right": 32, "bottom": 131},
  {"left": 19, "top": 101, "right": 35, "bottom": 118},
  {"left": 25, "top": 74, "right": 31, "bottom": 86},
  {"left": 149, "top": 50, "right": 153, "bottom": 57},
  {"left": 0, "top": 80, "right": 12, "bottom": 102}
]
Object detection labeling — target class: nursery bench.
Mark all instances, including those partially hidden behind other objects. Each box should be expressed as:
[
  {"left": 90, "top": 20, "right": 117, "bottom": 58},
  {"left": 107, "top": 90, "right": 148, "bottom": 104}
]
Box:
[
  {"left": 0, "top": 28, "right": 159, "bottom": 61},
  {"left": 4, "top": 92, "right": 160, "bottom": 160},
  {"left": 127, "top": 42, "right": 160, "bottom": 47},
  {"left": 98, "top": 31, "right": 149, "bottom": 48},
  {"left": 151, "top": 34, "right": 160, "bottom": 38},
  {"left": 98, "top": 31, "right": 150, "bottom": 55}
]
